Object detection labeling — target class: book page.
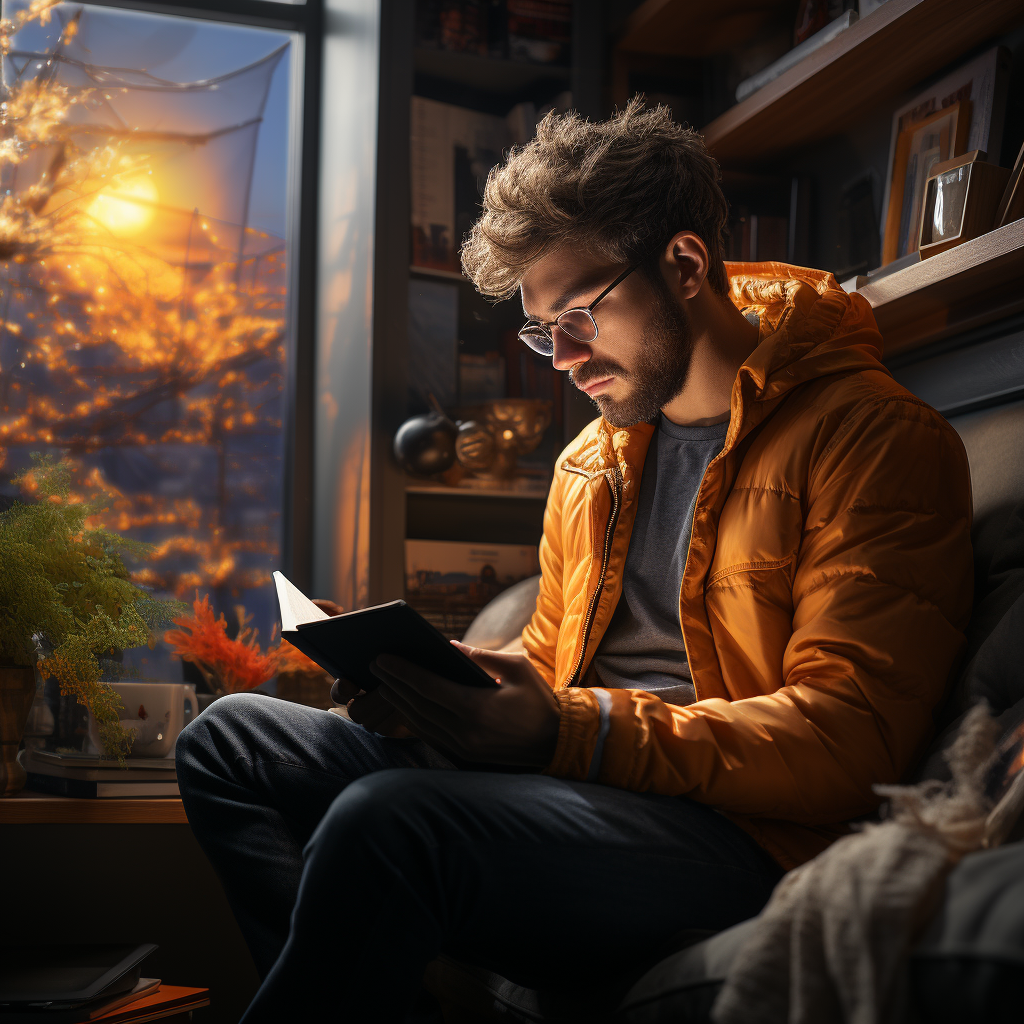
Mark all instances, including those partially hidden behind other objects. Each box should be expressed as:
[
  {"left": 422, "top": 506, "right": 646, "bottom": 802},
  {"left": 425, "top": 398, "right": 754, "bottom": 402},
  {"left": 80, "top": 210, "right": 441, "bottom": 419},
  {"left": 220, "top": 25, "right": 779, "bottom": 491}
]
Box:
[{"left": 273, "top": 571, "right": 330, "bottom": 631}]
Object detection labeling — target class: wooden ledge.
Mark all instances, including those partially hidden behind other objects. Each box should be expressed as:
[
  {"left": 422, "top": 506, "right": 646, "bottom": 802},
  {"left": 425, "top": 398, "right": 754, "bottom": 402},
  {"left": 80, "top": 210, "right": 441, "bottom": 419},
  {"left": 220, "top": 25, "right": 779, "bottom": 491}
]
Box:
[
  {"left": 0, "top": 792, "right": 188, "bottom": 824},
  {"left": 867, "top": 219, "right": 1024, "bottom": 355}
]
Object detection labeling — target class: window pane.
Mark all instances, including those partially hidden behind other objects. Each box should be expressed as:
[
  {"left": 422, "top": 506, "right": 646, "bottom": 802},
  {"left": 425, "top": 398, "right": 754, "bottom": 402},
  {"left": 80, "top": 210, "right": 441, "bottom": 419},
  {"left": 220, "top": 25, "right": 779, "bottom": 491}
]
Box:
[{"left": 1, "top": 2, "right": 298, "bottom": 679}]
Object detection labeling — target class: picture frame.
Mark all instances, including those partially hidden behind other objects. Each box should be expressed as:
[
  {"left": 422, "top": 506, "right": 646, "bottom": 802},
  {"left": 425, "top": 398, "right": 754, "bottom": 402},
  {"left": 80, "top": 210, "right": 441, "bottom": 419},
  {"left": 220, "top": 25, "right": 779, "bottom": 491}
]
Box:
[
  {"left": 882, "top": 100, "right": 970, "bottom": 264},
  {"left": 918, "top": 150, "right": 1010, "bottom": 259},
  {"left": 879, "top": 46, "right": 1011, "bottom": 265},
  {"left": 995, "top": 139, "right": 1024, "bottom": 228}
]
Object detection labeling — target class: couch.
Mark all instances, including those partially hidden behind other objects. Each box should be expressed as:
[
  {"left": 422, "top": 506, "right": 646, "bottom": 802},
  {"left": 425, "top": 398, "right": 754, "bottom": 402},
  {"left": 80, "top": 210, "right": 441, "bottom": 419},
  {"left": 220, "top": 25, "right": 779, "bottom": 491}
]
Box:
[{"left": 427, "top": 340, "right": 1024, "bottom": 1022}]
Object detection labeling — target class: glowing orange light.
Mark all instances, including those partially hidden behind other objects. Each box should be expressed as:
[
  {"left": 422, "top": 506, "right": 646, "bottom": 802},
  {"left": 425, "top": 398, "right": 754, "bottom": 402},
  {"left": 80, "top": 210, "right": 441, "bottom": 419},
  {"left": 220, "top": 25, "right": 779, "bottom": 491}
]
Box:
[{"left": 88, "top": 176, "right": 158, "bottom": 235}]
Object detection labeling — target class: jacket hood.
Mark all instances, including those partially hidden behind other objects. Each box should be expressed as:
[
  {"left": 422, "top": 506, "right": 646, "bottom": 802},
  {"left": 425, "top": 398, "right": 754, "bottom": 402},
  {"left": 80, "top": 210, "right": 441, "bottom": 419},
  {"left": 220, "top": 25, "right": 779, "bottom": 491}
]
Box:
[
  {"left": 562, "top": 261, "right": 887, "bottom": 486},
  {"left": 728, "top": 261, "right": 885, "bottom": 399}
]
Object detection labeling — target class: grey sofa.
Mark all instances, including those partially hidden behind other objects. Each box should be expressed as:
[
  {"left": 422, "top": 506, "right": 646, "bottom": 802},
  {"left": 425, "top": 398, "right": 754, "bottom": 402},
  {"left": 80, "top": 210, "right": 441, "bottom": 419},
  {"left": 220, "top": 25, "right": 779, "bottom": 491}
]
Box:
[{"left": 428, "top": 353, "right": 1024, "bottom": 1022}]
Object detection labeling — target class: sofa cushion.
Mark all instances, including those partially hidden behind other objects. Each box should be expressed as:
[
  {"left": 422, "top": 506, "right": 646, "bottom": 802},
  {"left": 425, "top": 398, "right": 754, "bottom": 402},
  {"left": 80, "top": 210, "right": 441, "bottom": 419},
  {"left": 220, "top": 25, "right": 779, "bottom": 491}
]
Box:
[
  {"left": 949, "top": 399, "right": 1024, "bottom": 593},
  {"left": 611, "top": 842, "right": 1024, "bottom": 1024},
  {"left": 909, "top": 841, "right": 1024, "bottom": 1023},
  {"left": 914, "top": 498, "right": 1024, "bottom": 783},
  {"left": 423, "top": 953, "right": 635, "bottom": 1024},
  {"left": 614, "top": 921, "right": 756, "bottom": 1023},
  {"left": 461, "top": 575, "right": 541, "bottom": 651}
]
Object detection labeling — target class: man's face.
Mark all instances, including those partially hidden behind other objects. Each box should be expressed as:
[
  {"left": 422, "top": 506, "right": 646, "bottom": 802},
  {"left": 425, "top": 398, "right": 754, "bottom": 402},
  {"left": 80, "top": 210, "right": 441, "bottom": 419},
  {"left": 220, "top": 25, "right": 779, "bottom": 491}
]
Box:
[{"left": 519, "top": 245, "right": 694, "bottom": 428}]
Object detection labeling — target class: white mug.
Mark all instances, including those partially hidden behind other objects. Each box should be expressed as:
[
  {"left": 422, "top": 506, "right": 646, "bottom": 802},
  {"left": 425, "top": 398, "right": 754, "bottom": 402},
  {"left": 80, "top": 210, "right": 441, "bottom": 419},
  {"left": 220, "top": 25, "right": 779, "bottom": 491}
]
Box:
[{"left": 87, "top": 682, "right": 199, "bottom": 758}]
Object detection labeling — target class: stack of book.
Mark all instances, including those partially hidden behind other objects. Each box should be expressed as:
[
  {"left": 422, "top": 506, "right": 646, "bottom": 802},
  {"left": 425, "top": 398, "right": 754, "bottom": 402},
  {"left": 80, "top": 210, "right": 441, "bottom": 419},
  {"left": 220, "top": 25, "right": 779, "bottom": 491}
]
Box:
[
  {"left": 0, "top": 943, "right": 208, "bottom": 1023},
  {"left": 17, "top": 748, "right": 179, "bottom": 799}
]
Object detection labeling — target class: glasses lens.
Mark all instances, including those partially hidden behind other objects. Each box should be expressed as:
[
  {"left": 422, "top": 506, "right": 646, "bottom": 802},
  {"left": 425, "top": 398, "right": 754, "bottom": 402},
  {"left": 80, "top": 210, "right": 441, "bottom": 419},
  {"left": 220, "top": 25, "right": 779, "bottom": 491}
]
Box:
[
  {"left": 555, "top": 308, "right": 598, "bottom": 343},
  {"left": 518, "top": 324, "right": 554, "bottom": 356}
]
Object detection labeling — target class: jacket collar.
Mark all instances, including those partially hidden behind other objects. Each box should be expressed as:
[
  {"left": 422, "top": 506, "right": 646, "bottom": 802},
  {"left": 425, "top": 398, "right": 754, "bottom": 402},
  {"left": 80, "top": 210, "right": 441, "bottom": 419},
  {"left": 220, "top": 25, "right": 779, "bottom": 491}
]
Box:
[{"left": 562, "top": 262, "right": 887, "bottom": 490}]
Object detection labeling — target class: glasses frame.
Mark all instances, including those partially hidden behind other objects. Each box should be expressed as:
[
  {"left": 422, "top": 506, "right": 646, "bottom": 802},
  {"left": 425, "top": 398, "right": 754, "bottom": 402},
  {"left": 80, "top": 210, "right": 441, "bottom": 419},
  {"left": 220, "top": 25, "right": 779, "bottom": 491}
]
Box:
[{"left": 518, "top": 258, "right": 644, "bottom": 356}]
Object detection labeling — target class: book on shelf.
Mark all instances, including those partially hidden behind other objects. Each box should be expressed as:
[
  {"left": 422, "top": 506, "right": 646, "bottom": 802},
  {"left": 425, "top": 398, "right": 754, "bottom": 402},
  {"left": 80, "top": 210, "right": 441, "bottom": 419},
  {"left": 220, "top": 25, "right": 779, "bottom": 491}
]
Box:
[
  {"left": 507, "top": 1, "right": 571, "bottom": 66},
  {"left": 725, "top": 212, "right": 789, "bottom": 262},
  {"left": 89, "top": 985, "right": 210, "bottom": 1024},
  {"left": 405, "top": 539, "right": 540, "bottom": 640},
  {"left": 0, "top": 979, "right": 162, "bottom": 1024},
  {"left": 17, "top": 748, "right": 177, "bottom": 784},
  {"left": 23, "top": 773, "right": 180, "bottom": 799},
  {"left": 412, "top": 94, "right": 566, "bottom": 273},
  {"left": 415, "top": 1, "right": 571, "bottom": 65},
  {"left": 409, "top": 278, "right": 460, "bottom": 409},
  {"left": 736, "top": 8, "right": 858, "bottom": 103},
  {"left": 24, "top": 749, "right": 177, "bottom": 771}
]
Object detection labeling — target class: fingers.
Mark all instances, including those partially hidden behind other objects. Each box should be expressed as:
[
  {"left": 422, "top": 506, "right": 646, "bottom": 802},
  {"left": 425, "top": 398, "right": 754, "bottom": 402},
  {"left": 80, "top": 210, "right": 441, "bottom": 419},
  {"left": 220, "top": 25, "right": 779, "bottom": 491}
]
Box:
[
  {"left": 371, "top": 662, "right": 467, "bottom": 732},
  {"left": 312, "top": 599, "right": 345, "bottom": 616},
  {"left": 450, "top": 642, "right": 533, "bottom": 682},
  {"left": 374, "top": 655, "right": 478, "bottom": 715},
  {"left": 374, "top": 692, "right": 465, "bottom": 758},
  {"left": 348, "top": 689, "right": 393, "bottom": 729},
  {"left": 331, "top": 677, "right": 360, "bottom": 705}
]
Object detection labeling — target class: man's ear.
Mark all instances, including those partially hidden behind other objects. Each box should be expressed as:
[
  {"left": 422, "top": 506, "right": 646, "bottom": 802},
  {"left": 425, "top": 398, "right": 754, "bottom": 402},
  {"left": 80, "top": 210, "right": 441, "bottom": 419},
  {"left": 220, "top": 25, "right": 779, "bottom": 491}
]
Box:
[{"left": 662, "top": 231, "right": 709, "bottom": 301}]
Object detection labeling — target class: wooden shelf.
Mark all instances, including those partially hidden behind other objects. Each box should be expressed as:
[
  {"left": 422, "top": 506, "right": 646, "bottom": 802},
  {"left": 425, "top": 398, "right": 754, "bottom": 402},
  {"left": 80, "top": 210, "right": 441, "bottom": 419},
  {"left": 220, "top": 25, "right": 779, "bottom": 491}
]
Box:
[
  {"left": 699, "top": 0, "right": 1022, "bottom": 165},
  {"left": 410, "top": 264, "right": 471, "bottom": 283},
  {"left": 406, "top": 481, "right": 548, "bottom": 500},
  {"left": 618, "top": 0, "right": 790, "bottom": 58},
  {"left": 414, "top": 47, "right": 569, "bottom": 96},
  {"left": 863, "top": 220, "right": 1024, "bottom": 355},
  {"left": 0, "top": 792, "right": 188, "bottom": 824}
]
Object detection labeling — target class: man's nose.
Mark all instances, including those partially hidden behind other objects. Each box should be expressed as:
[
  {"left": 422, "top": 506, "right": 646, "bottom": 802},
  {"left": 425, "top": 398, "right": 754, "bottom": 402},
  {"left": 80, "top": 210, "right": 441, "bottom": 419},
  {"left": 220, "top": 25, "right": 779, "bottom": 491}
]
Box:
[{"left": 551, "top": 327, "right": 592, "bottom": 372}]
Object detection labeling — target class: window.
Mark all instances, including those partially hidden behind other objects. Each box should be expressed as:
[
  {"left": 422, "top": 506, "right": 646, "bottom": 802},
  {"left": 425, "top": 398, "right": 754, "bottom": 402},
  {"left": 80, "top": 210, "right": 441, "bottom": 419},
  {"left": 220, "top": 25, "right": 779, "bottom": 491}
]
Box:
[{"left": 1, "top": 0, "right": 303, "bottom": 675}]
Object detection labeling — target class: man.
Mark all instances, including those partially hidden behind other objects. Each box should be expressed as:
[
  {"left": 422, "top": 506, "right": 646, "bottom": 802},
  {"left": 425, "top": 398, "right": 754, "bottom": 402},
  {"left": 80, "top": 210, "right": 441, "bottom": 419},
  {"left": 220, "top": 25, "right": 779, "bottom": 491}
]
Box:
[{"left": 176, "top": 101, "right": 973, "bottom": 1022}]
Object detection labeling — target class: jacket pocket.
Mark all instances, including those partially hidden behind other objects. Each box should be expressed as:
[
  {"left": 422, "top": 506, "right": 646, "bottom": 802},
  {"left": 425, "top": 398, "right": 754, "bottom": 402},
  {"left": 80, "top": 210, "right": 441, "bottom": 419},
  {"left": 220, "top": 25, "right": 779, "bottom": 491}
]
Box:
[{"left": 706, "top": 556, "right": 792, "bottom": 590}]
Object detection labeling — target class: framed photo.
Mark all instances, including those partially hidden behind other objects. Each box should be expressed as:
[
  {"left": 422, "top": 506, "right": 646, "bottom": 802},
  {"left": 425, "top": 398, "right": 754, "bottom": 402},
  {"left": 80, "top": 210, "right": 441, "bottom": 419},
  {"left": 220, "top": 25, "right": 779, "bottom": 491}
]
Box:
[
  {"left": 879, "top": 46, "right": 1011, "bottom": 265},
  {"left": 882, "top": 101, "right": 970, "bottom": 264},
  {"left": 919, "top": 151, "right": 1011, "bottom": 259},
  {"left": 404, "top": 539, "right": 540, "bottom": 640}
]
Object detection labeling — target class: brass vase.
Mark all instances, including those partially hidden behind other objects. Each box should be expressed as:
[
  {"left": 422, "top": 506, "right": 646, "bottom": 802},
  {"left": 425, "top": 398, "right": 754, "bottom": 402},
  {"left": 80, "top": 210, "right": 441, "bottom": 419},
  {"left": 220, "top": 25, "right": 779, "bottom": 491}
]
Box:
[{"left": 1, "top": 663, "right": 38, "bottom": 797}]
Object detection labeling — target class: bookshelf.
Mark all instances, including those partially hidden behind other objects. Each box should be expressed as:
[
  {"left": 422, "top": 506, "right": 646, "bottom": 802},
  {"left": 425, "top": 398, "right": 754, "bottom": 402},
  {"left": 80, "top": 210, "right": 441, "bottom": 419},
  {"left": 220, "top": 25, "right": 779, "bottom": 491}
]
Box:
[
  {"left": 394, "top": 1, "right": 600, "bottom": 582},
  {"left": 608, "top": 0, "right": 1024, "bottom": 359},
  {"left": 699, "top": 0, "right": 1024, "bottom": 165},
  {"left": 614, "top": 0, "right": 1022, "bottom": 164},
  {"left": 410, "top": 264, "right": 471, "bottom": 284},
  {"left": 616, "top": 0, "right": 791, "bottom": 59}
]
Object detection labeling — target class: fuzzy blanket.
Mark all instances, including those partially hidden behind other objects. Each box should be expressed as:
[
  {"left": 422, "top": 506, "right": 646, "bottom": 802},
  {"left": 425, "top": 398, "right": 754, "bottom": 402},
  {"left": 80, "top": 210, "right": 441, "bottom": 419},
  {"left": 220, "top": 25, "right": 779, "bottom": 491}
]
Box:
[{"left": 711, "top": 706, "right": 1016, "bottom": 1024}]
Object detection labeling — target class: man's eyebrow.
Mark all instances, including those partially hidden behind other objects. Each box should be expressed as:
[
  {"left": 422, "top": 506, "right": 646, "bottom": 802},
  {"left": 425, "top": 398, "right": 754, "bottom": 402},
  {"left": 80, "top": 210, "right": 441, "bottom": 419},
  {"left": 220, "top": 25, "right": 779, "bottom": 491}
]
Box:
[{"left": 521, "top": 283, "right": 597, "bottom": 322}]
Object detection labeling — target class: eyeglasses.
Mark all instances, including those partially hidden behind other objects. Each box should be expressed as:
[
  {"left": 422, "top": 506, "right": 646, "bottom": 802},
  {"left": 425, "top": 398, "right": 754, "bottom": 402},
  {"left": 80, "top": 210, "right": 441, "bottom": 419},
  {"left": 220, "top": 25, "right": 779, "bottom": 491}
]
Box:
[{"left": 518, "top": 259, "right": 643, "bottom": 357}]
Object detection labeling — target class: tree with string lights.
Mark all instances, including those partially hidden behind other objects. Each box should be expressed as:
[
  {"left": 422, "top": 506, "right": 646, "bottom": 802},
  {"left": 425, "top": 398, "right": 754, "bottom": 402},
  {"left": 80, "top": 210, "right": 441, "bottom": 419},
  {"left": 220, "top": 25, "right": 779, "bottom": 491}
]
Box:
[{"left": 1, "top": 0, "right": 289, "bottom": 604}]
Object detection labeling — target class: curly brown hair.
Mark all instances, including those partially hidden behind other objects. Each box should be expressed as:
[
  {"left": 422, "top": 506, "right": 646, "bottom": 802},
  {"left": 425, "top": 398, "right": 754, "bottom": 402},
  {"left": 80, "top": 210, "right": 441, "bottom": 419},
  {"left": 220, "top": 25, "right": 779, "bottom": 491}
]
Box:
[{"left": 461, "top": 98, "right": 729, "bottom": 301}]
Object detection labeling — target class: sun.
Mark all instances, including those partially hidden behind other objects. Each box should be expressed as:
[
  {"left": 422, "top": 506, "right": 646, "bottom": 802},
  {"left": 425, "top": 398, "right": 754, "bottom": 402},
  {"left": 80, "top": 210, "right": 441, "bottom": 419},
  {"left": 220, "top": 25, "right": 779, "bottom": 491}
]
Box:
[{"left": 88, "top": 176, "right": 159, "bottom": 235}]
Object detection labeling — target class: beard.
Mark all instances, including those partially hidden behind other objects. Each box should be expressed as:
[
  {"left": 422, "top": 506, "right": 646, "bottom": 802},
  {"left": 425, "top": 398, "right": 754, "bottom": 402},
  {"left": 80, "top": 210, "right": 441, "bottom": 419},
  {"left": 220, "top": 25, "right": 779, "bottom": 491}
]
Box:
[{"left": 570, "top": 280, "right": 694, "bottom": 428}]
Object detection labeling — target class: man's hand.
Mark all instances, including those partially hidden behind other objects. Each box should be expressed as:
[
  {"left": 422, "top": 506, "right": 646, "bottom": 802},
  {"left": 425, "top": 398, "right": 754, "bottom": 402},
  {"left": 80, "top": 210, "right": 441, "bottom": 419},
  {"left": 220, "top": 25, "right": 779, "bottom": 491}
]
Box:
[
  {"left": 362, "top": 643, "right": 561, "bottom": 767},
  {"left": 312, "top": 598, "right": 345, "bottom": 617},
  {"left": 313, "top": 598, "right": 416, "bottom": 738},
  {"left": 344, "top": 686, "right": 414, "bottom": 738}
]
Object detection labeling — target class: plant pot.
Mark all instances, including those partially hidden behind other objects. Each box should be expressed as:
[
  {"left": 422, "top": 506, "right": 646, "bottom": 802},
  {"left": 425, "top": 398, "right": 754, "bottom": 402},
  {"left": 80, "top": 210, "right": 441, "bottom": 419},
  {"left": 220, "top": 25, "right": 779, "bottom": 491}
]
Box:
[{"left": 1, "top": 663, "right": 38, "bottom": 797}]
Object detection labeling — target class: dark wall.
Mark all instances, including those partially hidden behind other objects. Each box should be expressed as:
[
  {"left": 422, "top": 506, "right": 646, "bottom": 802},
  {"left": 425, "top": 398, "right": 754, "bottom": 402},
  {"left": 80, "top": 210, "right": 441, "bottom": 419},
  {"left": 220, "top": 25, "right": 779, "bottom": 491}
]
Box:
[{"left": 2, "top": 824, "right": 258, "bottom": 1024}]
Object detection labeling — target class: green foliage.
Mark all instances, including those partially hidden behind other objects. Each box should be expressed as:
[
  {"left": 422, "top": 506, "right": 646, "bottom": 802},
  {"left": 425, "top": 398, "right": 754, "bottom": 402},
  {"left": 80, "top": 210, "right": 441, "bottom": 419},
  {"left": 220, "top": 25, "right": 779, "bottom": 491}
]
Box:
[{"left": 0, "top": 454, "right": 184, "bottom": 760}]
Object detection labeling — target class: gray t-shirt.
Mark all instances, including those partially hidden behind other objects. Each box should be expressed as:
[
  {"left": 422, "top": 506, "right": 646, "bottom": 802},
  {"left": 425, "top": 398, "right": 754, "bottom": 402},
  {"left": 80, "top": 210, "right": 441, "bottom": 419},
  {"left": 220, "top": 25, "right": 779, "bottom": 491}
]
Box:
[{"left": 588, "top": 414, "right": 729, "bottom": 706}]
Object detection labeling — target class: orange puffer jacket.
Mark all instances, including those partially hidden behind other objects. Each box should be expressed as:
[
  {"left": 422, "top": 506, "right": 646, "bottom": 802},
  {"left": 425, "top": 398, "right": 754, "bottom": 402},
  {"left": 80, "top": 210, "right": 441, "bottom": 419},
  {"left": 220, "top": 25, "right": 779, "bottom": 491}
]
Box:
[{"left": 523, "top": 262, "right": 974, "bottom": 870}]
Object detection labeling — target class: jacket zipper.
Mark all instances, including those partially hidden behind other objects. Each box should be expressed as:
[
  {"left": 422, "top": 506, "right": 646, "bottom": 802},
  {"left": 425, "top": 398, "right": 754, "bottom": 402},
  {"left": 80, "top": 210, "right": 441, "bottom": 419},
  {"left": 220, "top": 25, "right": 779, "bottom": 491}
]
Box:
[{"left": 568, "top": 469, "right": 622, "bottom": 687}]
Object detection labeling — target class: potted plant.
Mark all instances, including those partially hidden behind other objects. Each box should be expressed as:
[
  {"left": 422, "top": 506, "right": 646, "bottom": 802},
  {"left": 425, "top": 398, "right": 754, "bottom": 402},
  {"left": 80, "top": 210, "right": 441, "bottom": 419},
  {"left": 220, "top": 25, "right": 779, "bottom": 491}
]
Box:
[
  {"left": 0, "top": 455, "right": 181, "bottom": 794},
  {"left": 164, "top": 593, "right": 330, "bottom": 704}
]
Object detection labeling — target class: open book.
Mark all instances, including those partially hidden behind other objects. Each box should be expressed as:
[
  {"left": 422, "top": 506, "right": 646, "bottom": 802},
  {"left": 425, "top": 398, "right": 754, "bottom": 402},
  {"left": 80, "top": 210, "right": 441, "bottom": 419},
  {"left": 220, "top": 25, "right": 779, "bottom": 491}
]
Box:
[{"left": 273, "top": 572, "right": 497, "bottom": 691}]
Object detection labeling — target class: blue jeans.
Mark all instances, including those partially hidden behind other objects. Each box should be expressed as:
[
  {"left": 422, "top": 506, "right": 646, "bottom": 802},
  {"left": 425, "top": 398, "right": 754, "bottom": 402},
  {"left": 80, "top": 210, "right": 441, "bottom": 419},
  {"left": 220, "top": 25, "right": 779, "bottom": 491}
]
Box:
[{"left": 176, "top": 693, "right": 782, "bottom": 1023}]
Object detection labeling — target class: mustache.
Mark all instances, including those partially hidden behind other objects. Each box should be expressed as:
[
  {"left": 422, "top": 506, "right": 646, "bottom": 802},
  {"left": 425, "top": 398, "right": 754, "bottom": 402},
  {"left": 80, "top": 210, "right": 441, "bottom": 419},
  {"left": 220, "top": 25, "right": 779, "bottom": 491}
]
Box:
[{"left": 570, "top": 359, "right": 628, "bottom": 389}]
